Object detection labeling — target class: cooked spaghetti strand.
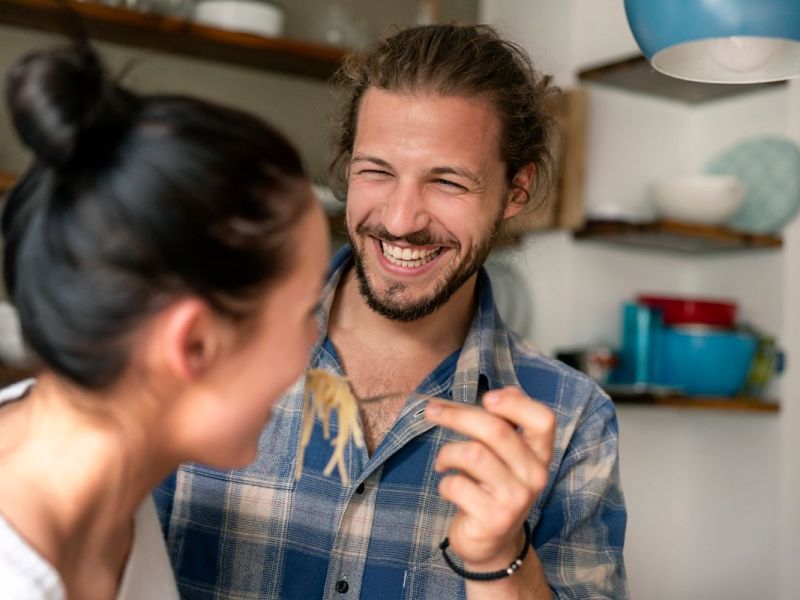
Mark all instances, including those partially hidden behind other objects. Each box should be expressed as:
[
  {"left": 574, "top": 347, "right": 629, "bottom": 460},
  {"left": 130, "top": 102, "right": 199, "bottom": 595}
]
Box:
[{"left": 295, "top": 369, "right": 365, "bottom": 486}]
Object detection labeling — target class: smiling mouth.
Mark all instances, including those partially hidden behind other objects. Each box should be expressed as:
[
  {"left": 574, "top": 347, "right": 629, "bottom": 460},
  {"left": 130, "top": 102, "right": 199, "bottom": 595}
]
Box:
[{"left": 379, "top": 239, "right": 443, "bottom": 268}]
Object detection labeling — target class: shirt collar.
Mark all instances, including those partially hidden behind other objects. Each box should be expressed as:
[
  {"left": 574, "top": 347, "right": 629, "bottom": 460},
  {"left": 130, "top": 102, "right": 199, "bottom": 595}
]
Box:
[{"left": 450, "top": 265, "right": 521, "bottom": 404}]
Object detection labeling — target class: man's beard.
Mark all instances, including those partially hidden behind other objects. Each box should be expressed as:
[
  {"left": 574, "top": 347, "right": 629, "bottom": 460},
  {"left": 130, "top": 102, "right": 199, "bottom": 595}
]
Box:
[{"left": 348, "top": 213, "right": 503, "bottom": 323}]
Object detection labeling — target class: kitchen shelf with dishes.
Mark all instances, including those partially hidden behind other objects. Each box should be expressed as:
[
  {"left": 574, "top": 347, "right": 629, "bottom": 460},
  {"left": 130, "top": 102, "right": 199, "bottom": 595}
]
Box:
[
  {"left": 574, "top": 219, "right": 783, "bottom": 254},
  {"left": 577, "top": 54, "right": 787, "bottom": 104},
  {"left": 557, "top": 294, "right": 784, "bottom": 415},
  {"left": 607, "top": 387, "right": 779, "bottom": 413},
  {"left": 0, "top": 0, "right": 349, "bottom": 81}
]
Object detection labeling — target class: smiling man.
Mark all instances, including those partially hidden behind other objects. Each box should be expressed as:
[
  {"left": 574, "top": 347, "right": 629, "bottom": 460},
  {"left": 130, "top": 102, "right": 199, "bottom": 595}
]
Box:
[
  {"left": 157, "top": 24, "right": 629, "bottom": 600},
  {"left": 347, "top": 90, "right": 513, "bottom": 326}
]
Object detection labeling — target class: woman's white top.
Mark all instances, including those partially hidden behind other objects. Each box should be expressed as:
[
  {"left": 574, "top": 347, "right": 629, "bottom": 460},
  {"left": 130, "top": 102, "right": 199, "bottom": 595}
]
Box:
[{"left": 0, "top": 379, "right": 180, "bottom": 600}]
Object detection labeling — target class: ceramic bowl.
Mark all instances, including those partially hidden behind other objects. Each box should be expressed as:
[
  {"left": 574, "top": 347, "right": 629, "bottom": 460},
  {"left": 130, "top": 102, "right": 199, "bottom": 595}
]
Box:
[
  {"left": 650, "top": 174, "right": 745, "bottom": 225},
  {"left": 193, "top": 0, "right": 284, "bottom": 37},
  {"left": 654, "top": 326, "right": 758, "bottom": 396}
]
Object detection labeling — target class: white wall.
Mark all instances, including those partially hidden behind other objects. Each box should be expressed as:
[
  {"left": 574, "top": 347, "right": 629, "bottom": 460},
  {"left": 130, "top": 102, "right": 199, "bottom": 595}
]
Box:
[
  {"left": 582, "top": 87, "right": 693, "bottom": 222},
  {"left": 618, "top": 408, "right": 780, "bottom": 600},
  {"left": 571, "top": 0, "right": 639, "bottom": 70},
  {"left": 779, "top": 77, "right": 800, "bottom": 600},
  {"left": 481, "top": 0, "right": 640, "bottom": 86},
  {"left": 482, "top": 1, "right": 790, "bottom": 598},
  {"left": 687, "top": 86, "right": 792, "bottom": 166},
  {"left": 480, "top": 0, "right": 574, "bottom": 85}
]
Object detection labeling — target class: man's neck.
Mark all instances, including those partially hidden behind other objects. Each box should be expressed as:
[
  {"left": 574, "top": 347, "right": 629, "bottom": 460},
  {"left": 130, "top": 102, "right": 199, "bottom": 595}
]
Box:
[{"left": 326, "top": 266, "right": 480, "bottom": 453}]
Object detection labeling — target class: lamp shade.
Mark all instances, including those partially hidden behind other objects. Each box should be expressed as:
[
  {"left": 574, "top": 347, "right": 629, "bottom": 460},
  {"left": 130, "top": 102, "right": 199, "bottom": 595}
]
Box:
[{"left": 624, "top": 0, "right": 800, "bottom": 83}]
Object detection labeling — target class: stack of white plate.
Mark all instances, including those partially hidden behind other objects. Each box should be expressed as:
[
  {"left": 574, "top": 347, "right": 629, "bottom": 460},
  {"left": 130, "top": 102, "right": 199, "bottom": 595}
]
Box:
[{"left": 193, "top": 0, "right": 285, "bottom": 37}]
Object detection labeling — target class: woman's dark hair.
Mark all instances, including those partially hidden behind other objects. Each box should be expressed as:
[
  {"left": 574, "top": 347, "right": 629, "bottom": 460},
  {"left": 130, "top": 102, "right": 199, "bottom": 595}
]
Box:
[{"left": 3, "top": 41, "right": 313, "bottom": 390}]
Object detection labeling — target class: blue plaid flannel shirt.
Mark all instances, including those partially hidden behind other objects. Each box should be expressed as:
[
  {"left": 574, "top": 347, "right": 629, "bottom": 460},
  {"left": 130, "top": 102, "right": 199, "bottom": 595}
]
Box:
[{"left": 155, "top": 246, "right": 628, "bottom": 599}]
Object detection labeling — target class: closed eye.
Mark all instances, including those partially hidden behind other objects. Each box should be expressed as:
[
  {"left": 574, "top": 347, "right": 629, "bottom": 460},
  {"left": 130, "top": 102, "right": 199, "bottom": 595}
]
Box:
[{"left": 433, "top": 179, "right": 467, "bottom": 191}]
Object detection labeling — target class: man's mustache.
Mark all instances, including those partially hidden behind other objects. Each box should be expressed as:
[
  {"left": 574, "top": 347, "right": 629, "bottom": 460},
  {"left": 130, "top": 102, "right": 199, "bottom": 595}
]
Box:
[{"left": 355, "top": 223, "right": 458, "bottom": 248}]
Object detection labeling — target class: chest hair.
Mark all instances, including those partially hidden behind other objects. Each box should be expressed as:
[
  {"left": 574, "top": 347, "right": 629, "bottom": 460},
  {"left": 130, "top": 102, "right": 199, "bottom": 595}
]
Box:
[{"left": 334, "top": 344, "right": 438, "bottom": 454}]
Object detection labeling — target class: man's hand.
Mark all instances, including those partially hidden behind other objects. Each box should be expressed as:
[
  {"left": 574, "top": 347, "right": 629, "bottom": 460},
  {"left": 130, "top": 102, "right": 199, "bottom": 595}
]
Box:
[{"left": 424, "top": 386, "right": 556, "bottom": 572}]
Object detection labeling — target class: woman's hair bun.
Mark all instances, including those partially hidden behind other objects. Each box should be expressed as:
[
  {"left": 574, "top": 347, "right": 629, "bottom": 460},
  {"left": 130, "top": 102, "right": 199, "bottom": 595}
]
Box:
[{"left": 6, "top": 44, "right": 118, "bottom": 167}]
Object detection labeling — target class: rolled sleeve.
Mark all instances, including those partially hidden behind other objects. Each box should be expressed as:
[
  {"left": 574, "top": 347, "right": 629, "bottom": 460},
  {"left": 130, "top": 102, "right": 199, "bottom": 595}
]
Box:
[{"left": 533, "top": 391, "right": 629, "bottom": 599}]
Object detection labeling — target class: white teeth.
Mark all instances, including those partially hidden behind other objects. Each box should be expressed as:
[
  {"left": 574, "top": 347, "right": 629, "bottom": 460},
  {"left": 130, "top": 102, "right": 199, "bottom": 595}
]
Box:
[{"left": 381, "top": 241, "right": 441, "bottom": 268}]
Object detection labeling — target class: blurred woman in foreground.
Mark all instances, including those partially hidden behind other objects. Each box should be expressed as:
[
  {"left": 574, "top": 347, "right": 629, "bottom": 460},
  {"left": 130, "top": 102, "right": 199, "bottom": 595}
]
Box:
[{"left": 0, "top": 40, "right": 328, "bottom": 599}]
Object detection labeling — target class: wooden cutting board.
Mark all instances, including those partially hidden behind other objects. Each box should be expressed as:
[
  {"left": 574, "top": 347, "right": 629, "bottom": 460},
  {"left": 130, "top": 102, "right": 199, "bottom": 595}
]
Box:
[{"left": 502, "top": 87, "right": 588, "bottom": 239}]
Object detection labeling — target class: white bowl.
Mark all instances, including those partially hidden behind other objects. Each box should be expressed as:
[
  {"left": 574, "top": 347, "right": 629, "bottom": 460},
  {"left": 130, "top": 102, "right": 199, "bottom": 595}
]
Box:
[
  {"left": 650, "top": 175, "right": 746, "bottom": 225},
  {"left": 193, "top": 0, "right": 284, "bottom": 37}
]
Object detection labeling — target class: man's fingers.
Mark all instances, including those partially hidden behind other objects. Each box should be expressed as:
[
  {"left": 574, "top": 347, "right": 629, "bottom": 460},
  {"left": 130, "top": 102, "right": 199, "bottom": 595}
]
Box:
[
  {"left": 425, "top": 390, "right": 555, "bottom": 489},
  {"left": 435, "top": 440, "right": 531, "bottom": 506},
  {"left": 482, "top": 387, "right": 557, "bottom": 465}
]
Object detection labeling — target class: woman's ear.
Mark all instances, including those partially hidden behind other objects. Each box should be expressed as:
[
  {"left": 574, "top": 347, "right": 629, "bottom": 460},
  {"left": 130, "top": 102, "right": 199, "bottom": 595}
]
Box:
[
  {"left": 150, "top": 298, "right": 221, "bottom": 382},
  {"left": 504, "top": 163, "right": 536, "bottom": 219}
]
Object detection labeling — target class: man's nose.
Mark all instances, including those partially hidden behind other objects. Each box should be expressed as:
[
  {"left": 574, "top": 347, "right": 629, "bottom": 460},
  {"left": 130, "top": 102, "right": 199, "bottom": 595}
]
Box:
[{"left": 381, "top": 182, "right": 430, "bottom": 238}]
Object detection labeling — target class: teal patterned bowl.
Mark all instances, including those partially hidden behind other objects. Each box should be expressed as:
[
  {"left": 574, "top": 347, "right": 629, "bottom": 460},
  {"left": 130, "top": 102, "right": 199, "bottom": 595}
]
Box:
[{"left": 705, "top": 136, "right": 800, "bottom": 234}]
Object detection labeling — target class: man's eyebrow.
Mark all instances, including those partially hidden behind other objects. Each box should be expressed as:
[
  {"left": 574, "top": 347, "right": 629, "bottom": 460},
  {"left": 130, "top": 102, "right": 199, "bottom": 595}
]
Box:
[
  {"left": 430, "top": 166, "right": 482, "bottom": 186},
  {"left": 351, "top": 155, "right": 482, "bottom": 187},
  {"left": 351, "top": 154, "right": 391, "bottom": 168}
]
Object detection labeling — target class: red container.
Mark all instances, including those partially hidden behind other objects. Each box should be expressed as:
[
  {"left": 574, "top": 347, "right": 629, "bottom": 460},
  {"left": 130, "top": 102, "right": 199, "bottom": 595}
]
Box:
[{"left": 637, "top": 295, "right": 737, "bottom": 328}]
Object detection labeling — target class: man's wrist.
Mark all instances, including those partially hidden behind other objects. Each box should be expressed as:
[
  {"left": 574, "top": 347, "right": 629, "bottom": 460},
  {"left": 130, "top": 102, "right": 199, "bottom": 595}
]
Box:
[
  {"left": 462, "top": 527, "right": 528, "bottom": 572},
  {"left": 440, "top": 521, "right": 532, "bottom": 582}
]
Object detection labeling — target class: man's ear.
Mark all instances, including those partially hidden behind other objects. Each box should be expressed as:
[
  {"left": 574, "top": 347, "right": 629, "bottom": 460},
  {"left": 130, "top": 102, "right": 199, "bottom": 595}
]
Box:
[
  {"left": 151, "top": 298, "right": 220, "bottom": 382},
  {"left": 503, "top": 163, "right": 536, "bottom": 220}
]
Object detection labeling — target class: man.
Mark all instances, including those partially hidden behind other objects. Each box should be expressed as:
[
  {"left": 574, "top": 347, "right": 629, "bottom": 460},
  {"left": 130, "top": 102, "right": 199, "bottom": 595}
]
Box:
[{"left": 156, "top": 24, "right": 628, "bottom": 599}]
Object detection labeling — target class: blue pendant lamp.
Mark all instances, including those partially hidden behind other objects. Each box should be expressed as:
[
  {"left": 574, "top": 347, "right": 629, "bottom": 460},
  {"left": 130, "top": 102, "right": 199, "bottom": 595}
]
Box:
[{"left": 624, "top": 0, "right": 800, "bottom": 83}]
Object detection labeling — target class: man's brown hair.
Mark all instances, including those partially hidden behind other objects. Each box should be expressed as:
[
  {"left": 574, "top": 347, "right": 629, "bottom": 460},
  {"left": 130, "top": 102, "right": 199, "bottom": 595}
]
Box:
[{"left": 329, "top": 24, "right": 561, "bottom": 216}]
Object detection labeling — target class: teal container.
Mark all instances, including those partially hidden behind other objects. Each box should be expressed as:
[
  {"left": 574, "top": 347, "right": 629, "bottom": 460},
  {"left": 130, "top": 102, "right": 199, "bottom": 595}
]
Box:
[
  {"left": 613, "top": 302, "right": 662, "bottom": 386},
  {"left": 655, "top": 327, "right": 758, "bottom": 396}
]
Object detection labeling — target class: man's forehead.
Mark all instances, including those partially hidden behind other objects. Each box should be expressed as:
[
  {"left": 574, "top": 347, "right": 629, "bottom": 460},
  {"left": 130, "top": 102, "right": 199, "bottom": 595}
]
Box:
[
  {"left": 354, "top": 88, "right": 503, "bottom": 166},
  {"left": 360, "top": 86, "right": 498, "bottom": 117}
]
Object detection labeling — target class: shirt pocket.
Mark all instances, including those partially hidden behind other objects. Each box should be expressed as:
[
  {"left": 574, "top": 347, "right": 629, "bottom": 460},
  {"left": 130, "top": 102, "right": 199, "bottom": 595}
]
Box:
[
  {"left": 168, "top": 466, "right": 296, "bottom": 599},
  {"left": 184, "top": 454, "right": 296, "bottom": 491},
  {"left": 183, "top": 397, "right": 300, "bottom": 490}
]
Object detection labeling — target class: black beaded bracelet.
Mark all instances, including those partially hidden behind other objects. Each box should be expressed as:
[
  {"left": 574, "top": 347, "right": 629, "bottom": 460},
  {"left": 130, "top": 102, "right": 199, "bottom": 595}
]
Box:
[{"left": 439, "top": 520, "right": 531, "bottom": 581}]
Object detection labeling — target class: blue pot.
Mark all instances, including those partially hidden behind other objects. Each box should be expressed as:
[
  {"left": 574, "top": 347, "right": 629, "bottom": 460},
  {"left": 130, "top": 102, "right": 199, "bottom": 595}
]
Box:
[{"left": 654, "top": 327, "right": 758, "bottom": 396}]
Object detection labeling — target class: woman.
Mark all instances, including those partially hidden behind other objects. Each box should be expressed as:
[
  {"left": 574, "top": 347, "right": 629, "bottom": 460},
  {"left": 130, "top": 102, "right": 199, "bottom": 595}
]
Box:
[{"left": 0, "top": 40, "right": 328, "bottom": 599}]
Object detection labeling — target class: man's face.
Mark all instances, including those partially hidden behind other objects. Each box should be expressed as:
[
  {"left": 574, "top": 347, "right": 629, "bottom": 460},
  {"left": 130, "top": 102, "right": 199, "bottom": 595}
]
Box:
[{"left": 345, "top": 88, "right": 520, "bottom": 322}]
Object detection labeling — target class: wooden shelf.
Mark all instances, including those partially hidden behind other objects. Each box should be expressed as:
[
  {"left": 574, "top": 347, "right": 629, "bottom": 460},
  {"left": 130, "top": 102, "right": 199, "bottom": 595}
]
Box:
[
  {"left": 0, "top": 0, "right": 349, "bottom": 80},
  {"left": 0, "top": 170, "right": 15, "bottom": 195},
  {"left": 610, "top": 389, "right": 779, "bottom": 413},
  {"left": 574, "top": 219, "right": 783, "bottom": 254},
  {"left": 578, "top": 54, "right": 786, "bottom": 104},
  {"left": 0, "top": 365, "right": 36, "bottom": 387}
]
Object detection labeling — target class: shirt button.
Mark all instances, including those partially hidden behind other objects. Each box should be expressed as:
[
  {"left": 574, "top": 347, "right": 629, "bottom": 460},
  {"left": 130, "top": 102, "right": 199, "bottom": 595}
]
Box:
[
  {"left": 355, "top": 482, "right": 365, "bottom": 494},
  {"left": 336, "top": 579, "right": 349, "bottom": 593}
]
